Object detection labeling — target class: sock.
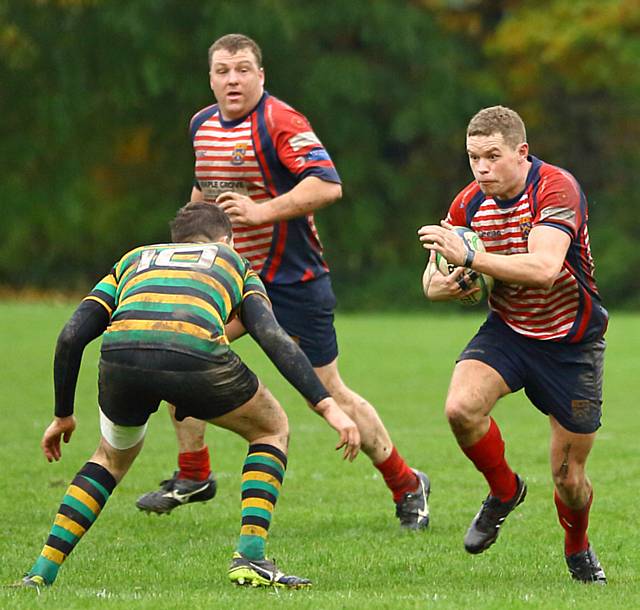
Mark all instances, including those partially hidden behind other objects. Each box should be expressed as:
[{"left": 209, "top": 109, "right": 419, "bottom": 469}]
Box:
[
  {"left": 462, "top": 418, "right": 517, "bottom": 502},
  {"left": 374, "top": 446, "right": 419, "bottom": 503},
  {"left": 28, "top": 462, "right": 116, "bottom": 585},
  {"left": 178, "top": 446, "right": 211, "bottom": 481},
  {"left": 554, "top": 489, "right": 592, "bottom": 555},
  {"left": 237, "top": 443, "right": 287, "bottom": 561}
]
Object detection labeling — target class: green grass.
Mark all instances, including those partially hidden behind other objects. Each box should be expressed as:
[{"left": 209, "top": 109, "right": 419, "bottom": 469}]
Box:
[{"left": 1, "top": 301, "right": 639, "bottom": 609}]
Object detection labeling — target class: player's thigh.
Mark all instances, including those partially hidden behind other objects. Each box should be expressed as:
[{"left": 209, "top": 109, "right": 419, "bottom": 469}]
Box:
[
  {"left": 524, "top": 338, "right": 605, "bottom": 434},
  {"left": 267, "top": 275, "right": 338, "bottom": 367},
  {"left": 208, "top": 381, "right": 288, "bottom": 442},
  {"left": 446, "top": 359, "right": 511, "bottom": 420},
  {"left": 98, "top": 355, "right": 164, "bottom": 426}
]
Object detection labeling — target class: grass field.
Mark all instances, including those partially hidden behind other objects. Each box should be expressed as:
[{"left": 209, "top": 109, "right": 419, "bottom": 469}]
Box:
[{"left": 1, "top": 301, "right": 638, "bottom": 609}]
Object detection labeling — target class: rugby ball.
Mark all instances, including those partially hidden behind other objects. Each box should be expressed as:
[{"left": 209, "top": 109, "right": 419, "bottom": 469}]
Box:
[{"left": 435, "top": 227, "right": 493, "bottom": 306}]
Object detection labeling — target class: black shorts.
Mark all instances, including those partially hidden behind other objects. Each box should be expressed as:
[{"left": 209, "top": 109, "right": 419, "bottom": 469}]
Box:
[
  {"left": 98, "top": 349, "right": 259, "bottom": 426},
  {"left": 265, "top": 274, "right": 338, "bottom": 367},
  {"left": 458, "top": 314, "right": 605, "bottom": 434}
]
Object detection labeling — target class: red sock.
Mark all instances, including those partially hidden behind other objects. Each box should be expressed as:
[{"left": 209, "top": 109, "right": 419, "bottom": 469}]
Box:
[
  {"left": 178, "top": 446, "right": 211, "bottom": 481},
  {"left": 375, "top": 447, "right": 419, "bottom": 503},
  {"left": 462, "top": 418, "right": 517, "bottom": 502},
  {"left": 554, "top": 489, "right": 592, "bottom": 555}
]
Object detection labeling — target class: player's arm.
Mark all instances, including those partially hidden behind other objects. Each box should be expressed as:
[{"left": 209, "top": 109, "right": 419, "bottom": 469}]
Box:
[
  {"left": 469, "top": 225, "right": 570, "bottom": 288},
  {"left": 43, "top": 300, "right": 110, "bottom": 462},
  {"left": 240, "top": 294, "right": 360, "bottom": 461},
  {"left": 190, "top": 185, "right": 205, "bottom": 202},
  {"left": 217, "top": 176, "right": 341, "bottom": 226},
  {"left": 421, "top": 241, "right": 482, "bottom": 302},
  {"left": 419, "top": 221, "right": 570, "bottom": 290}
]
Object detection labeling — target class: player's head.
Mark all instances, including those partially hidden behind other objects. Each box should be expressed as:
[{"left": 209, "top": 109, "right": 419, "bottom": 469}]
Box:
[
  {"left": 208, "top": 34, "right": 265, "bottom": 121},
  {"left": 170, "top": 202, "right": 233, "bottom": 244},
  {"left": 467, "top": 105, "right": 527, "bottom": 149},
  {"left": 466, "top": 105, "right": 529, "bottom": 200}
]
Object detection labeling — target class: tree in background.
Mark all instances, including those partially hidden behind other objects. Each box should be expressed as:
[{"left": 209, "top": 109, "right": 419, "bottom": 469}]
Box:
[{"left": 1, "top": 0, "right": 637, "bottom": 306}]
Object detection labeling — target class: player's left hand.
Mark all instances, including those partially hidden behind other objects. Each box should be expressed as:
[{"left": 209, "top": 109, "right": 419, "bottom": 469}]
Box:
[
  {"left": 217, "top": 192, "right": 269, "bottom": 226},
  {"left": 41, "top": 415, "right": 76, "bottom": 462},
  {"left": 313, "top": 398, "right": 361, "bottom": 462},
  {"left": 417, "top": 222, "right": 466, "bottom": 267}
]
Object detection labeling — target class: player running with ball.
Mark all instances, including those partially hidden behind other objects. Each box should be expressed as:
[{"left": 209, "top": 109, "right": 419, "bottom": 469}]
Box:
[{"left": 418, "top": 105, "right": 608, "bottom": 584}]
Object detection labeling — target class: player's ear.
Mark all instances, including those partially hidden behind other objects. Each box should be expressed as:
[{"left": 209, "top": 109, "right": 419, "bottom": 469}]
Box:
[{"left": 517, "top": 142, "right": 529, "bottom": 161}]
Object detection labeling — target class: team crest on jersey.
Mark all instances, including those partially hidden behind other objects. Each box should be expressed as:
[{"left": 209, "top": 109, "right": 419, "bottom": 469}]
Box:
[
  {"left": 519, "top": 215, "right": 533, "bottom": 238},
  {"left": 231, "top": 143, "right": 248, "bottom": 165}
]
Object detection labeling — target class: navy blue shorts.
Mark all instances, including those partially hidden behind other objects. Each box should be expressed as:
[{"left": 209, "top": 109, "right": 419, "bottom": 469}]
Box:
[
  {"left": 265, "top": 274, "right": 338, "bottom": 367},
  {"left": 458, "top": 315, "right": 605, "bottom": 434}
]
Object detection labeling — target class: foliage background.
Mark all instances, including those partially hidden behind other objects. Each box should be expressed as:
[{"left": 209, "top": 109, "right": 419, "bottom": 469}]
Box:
[{"left": 1, "top": 0, "right": 639, "bottom": 308}]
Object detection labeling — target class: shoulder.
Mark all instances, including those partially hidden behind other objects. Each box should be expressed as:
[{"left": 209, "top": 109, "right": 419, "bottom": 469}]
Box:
[
  {"left": 263, "top": 94, "right": 312, "bottom": 133},
  {"left": 189, "top": 103, "right": 219, "bottom": 135},
  {"left": 452, "top": 180, "right": 483, "bottom": 207},
  {"left": 534, "top": 159, "right": 583, "bottom": 205}
]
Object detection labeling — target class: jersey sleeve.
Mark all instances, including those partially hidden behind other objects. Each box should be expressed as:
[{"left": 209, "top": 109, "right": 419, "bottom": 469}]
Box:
[
  {"left": 242, "top": 262, "right": 271, "bottom": 304},
  {"left": 445, "top": 181, "right": 479, "bottom": 226},
  {"left": 532, "top": 167, "right": 583, "bottom": 239},
  {"left": 267, "top": 102, "right": 341, "bottom": 184},
  {"left": 83, "top": 267, "right": 117, "bottom": 317}
]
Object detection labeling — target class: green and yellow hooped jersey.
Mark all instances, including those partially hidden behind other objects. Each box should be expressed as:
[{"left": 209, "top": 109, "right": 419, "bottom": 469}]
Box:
[{"left": 85, "top": 242, "right": 269, "bottom": 360}]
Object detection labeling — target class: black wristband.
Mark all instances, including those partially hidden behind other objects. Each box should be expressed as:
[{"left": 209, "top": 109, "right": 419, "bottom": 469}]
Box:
[{"left": 463, "top": 247, "right": 475, "bottom": 268}]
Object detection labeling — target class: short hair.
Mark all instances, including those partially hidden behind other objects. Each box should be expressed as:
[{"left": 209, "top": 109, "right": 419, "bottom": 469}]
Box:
[
  {"left": 170, "top": 202, "right": 232, "bottom": 243},
  {"left": 467, "top": 105, "right": 527, "bottom": 149},
  {"left": 208, "top": 33, "right": 263, "bottom": 69}
]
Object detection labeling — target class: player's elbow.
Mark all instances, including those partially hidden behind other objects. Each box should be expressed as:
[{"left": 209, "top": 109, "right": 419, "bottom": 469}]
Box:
[
  {"left": 531, "top": 265, "right": 562, "bottom": 290},
  {"left": 56, "top": 322, "right": 78, "bottom": 356},
  {"left": 325, "top": 181, "right": 342, "bottom": 203}
]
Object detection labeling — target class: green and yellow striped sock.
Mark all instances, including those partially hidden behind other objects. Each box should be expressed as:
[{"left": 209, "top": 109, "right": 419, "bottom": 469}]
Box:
[
  {"left": 237, "top": 443, "right": 287, "bottom": 561},
  {"left": 28, "top": 461, "right": 116, "bottom": 585}
]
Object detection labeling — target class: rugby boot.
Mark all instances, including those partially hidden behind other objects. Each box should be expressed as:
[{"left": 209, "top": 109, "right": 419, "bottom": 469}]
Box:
[
  {"left": 464, "top": 474, "right": 527, "bottom": 554},
  {"left": 7, "top": 574, "right": 48, "bottom": 589},
  {"left": 135, "top": 471, "right": 217, "bottom": 514},
  {"left": 395, "top": 469, "right": 431, "bottom": 530},
  {"left": 228, "top": 552, "right": 312, "bottom": 589},
  {"left": 566, "top": 545, "right": 607, "bottom": 584}
]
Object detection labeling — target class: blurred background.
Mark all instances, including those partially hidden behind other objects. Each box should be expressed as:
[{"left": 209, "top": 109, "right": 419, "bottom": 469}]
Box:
[{"left": 1, "top": 0, "right": 638, "bottom": 309}]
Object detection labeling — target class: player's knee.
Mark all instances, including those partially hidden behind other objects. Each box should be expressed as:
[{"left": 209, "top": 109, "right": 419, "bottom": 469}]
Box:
[
  {"left": 445, "top": 397, "right": 476, "bottom": 430},
  {"left": 552, "top": 468, "right": 585, "bottom": 500}
]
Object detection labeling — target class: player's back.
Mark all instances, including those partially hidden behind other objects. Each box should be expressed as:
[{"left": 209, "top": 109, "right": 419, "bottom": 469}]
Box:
[{"left": 91, "top": 242, "right": 265, "bottom": 360}]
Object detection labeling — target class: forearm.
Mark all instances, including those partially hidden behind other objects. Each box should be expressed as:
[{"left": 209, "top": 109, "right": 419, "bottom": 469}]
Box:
[
  {"left": 259, "top": 176, "right": 342, "bottom": 223},
  {"left": 470, "top": 250, "right": 559, "bottom": 289},
  {"left": 54, "top": 300, "right": 109, "bottom": 417}
]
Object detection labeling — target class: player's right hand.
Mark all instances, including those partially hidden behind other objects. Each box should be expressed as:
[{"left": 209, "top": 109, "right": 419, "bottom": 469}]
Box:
[
  {"left": 41, "top": 415, "right": 77, "bottom": 462},
  {"left": 425, "top": 259, "right": 480, "bottom": 302},
  {"left": 313, "top": 398, "right": 360, "bottom": 462}
]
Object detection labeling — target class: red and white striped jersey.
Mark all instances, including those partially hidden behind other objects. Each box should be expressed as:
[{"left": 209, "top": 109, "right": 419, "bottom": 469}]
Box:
[
  {"left": 446, "top": 156, "right": 607, "bottom": 343},
  {"left": 190, "top": 92, "right": 340, "bottom": 284}
]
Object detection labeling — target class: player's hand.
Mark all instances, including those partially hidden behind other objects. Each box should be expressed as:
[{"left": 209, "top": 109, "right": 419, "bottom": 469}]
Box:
[
  {"left": 41, "top": 415, "right": 76, "bottom": 462},
  {"left": 426, "top": 264, "right": 480, "bottom": 301},
  {"left": 225, "top": 317, "right": 247, "bottom": 342},
  {"left": 417, "top": 223, "right": 466, "bottom": 267},
  {"left": 217, "top": 192, "right": 270, "bottom": 226},
  {"left": 313, "top": 398, "right": 360, "bottom": 462}
]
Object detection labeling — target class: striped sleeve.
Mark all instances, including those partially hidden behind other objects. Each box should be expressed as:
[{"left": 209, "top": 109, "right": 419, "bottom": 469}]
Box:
[
  {"left": 533, "top": 167, "right": 582, "bottom": 239},
  {"left": 268, "top": 101, "right": 341, "bottom": 184},
  {"left": 84, "top": 268, "right": 117, "bottom": 316},
  {"left": 242, "top": 263, "right": 270, "bottom": 304},
  {"left": 446, "top": 181, "right": 480, "bottom": 226}
]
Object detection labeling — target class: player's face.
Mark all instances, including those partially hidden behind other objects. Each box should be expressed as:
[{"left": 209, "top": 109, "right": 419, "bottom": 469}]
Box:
[
  {"left": 466, "top": 133, "right": 529, "bottom": 200},
  {"left": 209, "top": 48, "right": 265, "bottom": 121}
]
